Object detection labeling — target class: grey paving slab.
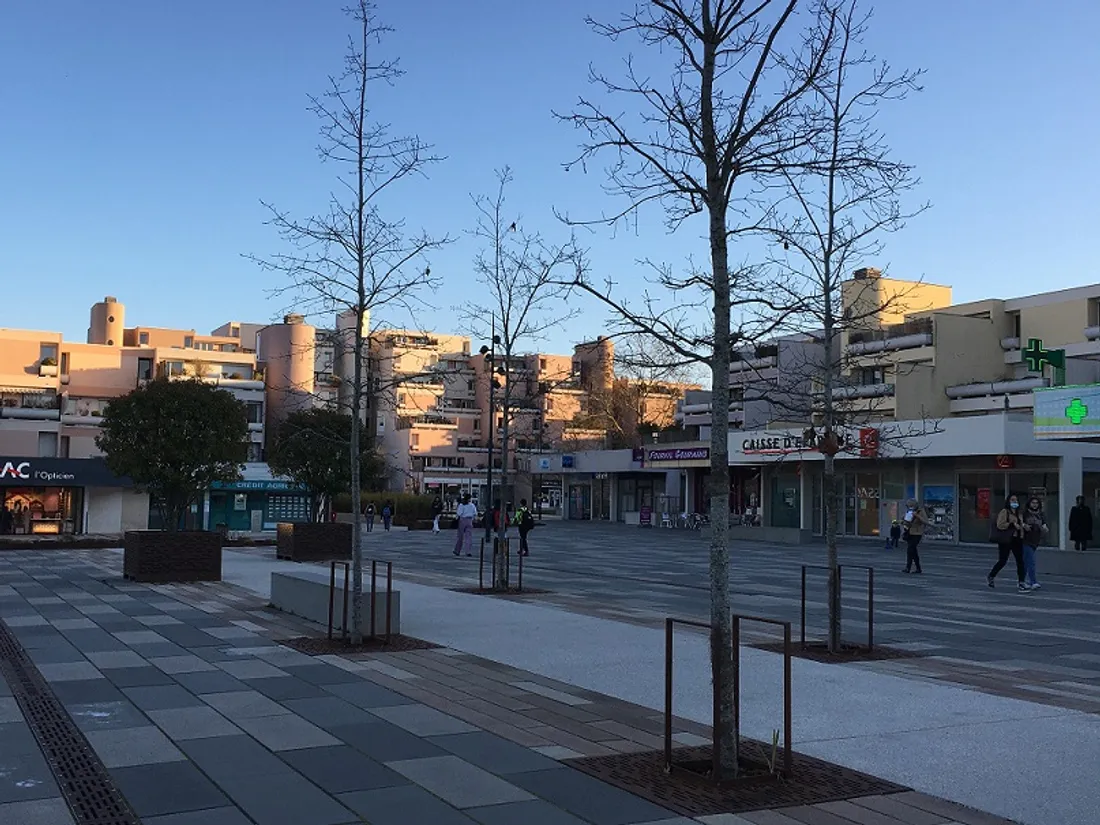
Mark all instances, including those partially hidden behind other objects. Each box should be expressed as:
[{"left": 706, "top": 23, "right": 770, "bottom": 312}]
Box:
[
  {"left": 172, "top": 669, "right": 249, "bottom": 694},
  {"left": 178, "top": 735, "right": 294, "bottom": 780},
  {"left": 465, "top": 800, "right": 591, "bottom": 825},
  {"left": 0, "top": 748, "right": 59, "bottom": 803},
  {"left": 114, "top": 630, "right": 169, "bottom": 645},
  {"left": 49, "top": 618, "right": 98, "bottom": 630},
  {"left": 386, "top": 755, "right": 534, "bottom": 809},
  {"left": 122, "top": 641, "right": 191, "bottom": 658},
  {"left": 134, "top": 614, "right": 185, "bottom": 626},
  {"left": 370, "top": 702, "right": 478, "bottom": 736},
  {"left": 50, "top": 678, "right": 125, "bottom": 706},
  {"left": 333, "top": 721, "right": 447, "bottom": 762},
  {"left": 243, "top": 675, "right": 330, "bottom": 701},
  {"left": 0, "top": 697, "right": 22, "bottom": 724},
  {"left": 110, "top": 761, "right": 231, "bottom": 819},
  {"left": 123, "top": 684, "right": 206, "bottom": 711},
  {"left": 85, "top": 725, "right": 185, "bottom": 768},
  {"left": 27, "top": 644, "right": 87, "bottom": 665},
  {"left": 149, "top": 654, "right": 218, "bottom": 674},
  {"left": 0, "top": 797, "right": 77, "bottom": 825},
  {"left": 103, "top": 665, "right": 177, "bottom": 688},
  {"left": 511, "top": 767, "right": 680, "bottom": 825},
  {"left": 67, "top": 700, "right": 150, "bottom": 732},
  {"left": 233, "top": 713, "right": 341, "bottom": 751},
  {"left": 155, "top": 625, "right": 227, "bottom": 648},
  {"left": 279, "top": 745, "right": 408, "bottom": 794},
  {"left": 36, "top": 661, "right": 103, "bottom": 682},
  {"left": 148, "top": 706, "right": 241, "bottom": 740},
  {"left": 429, "top": 731, "right": 562, "bottom": 775},
  {"left": 282, "top": 695, "right": 381, "bottom": 730},
  {"left": 323, "top": 678, "right": 412, "bottom": 708},
  {"left": 213, "top": 773, "right": 359, "bottom": 825},
  {"left": 205, "top": 625, "right": 264, "bottom": 641},
  {"left": 338, "top": 784, "right": 478, "bottom": 825},
  {"left": 144, "top": 808, "right": 255, "bottom": 825},
  {"left": 199, "top": 689, "right": 290, "bottom": 719},
  {"left": 84, "top": 649, "right": 148, "bottom": 669},
  {"left": 216, "top": 660, "right": 288, "bottom": 680},
  {"left": 281, "top": 663, "right": 366, "bottom": 685},
  {"left": 0, "top": 723, "right": 39, "bottom": 758}
]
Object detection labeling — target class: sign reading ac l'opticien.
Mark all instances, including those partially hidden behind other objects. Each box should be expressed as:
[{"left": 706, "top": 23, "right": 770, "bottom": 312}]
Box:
[{"left": 0, "top": 458, "right": 132, "bottom": 487}]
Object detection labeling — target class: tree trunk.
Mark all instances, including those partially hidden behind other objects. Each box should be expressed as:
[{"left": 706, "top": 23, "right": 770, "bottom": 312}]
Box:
[
  {"left": 349, "top": 313, "right": 365, "bottom": 644},
  {"left": 824, "top": 452, "right": 841, "bottom": 652}
]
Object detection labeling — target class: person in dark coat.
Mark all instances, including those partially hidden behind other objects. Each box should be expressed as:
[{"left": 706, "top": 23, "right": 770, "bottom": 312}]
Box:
[{"left": 1069, "top": 495, "right": 1093, "bottom": 551}]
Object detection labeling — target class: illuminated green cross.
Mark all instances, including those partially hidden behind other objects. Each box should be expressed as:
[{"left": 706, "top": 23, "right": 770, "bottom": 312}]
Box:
[
  {"left": 1066, "top": 398, "right": 1089, "bottom": 425},
  {"left": 1024, "top": 338, "right": 1066, "bottom": 373}
]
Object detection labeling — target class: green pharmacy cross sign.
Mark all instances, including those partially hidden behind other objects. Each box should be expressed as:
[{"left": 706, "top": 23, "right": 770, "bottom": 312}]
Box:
[
  {"left": 1066, "top": 398, "right": 1089, "bottom": 425},
  {"left": 1024, "top": 338, "right": 1066, "bottom": 386}
]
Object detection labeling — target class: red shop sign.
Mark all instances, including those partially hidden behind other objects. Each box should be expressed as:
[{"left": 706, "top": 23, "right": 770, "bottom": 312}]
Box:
[{"left": 995, "top": 455, "right": 1015, "bottom": 469}]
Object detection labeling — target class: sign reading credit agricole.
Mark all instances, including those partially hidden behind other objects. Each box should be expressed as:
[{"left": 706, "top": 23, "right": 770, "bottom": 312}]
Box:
[{"left": 646, "top": 447, "right": 710, "bottom": 462}]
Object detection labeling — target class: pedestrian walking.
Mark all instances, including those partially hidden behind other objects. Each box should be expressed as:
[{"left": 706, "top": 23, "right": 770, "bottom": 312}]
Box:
[
  {"left": 988, "top": 495, "right": 1028, "bottom": 592},
  {"left": 364, "top": 502, "right": 375, "bottom": 532},
  {"left": 453, "top": 494, "right": 476, "bottom": 557},
  {"left": 1069, "top": 495, "right": 1092, "bottom": 551},
  {"left": 431, "top": 495, "right": 444, "bottom": 534},
  {"left": 382, "top": 500, "right": 393, "bottom": 532},
  {"left": 517, "top": 498, "right": 535, "bottom": 557},
  {"left": 887, "top": 520, "right": 902, "bottom": 550},
  {"left": 1021, "top": 496, "right": 1048, "bottom": 590},
  {"left": 901, "top": 499, "right": 927, "bottom": 574}
]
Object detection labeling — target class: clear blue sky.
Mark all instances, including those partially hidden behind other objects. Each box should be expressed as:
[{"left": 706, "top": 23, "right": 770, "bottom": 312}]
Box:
[{"left": 2, "top": 1, "right": 1098, "bottom": 356}]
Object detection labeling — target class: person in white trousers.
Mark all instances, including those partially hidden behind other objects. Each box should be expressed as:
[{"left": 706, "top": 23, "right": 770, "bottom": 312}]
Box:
[{"left": 453, "top": 494, "right": 476, "bottom": 556}]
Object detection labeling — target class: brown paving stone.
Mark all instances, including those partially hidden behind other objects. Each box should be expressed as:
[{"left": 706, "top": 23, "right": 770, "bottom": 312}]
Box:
[
  {"left": 590, "top": 720, "right": 667, "bottom": 750},
  {"left": 891, "top": 792, "right": 1018, "bottom": 825},
  {"left": 851, "top": 795, "right": 953, "bottom": 825},
  {"left": 524, "top": 724, "right": 615, "bottom": 756},
  {"left": 597, "top": 738, "right": 652, "bottom": 753}
]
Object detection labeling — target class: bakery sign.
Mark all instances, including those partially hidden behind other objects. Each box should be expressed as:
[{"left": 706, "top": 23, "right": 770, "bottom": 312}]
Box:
[{"left": 646, "top": 447, "right": 710, "bottom": 463}]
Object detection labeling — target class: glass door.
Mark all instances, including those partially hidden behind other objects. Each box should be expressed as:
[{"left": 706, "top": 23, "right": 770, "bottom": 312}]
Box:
[{"left": 856, "top": 473, "right": 881, "bottom": 536}]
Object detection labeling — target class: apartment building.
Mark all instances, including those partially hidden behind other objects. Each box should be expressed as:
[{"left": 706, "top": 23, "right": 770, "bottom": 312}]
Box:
[{"left": 657, "top": 271, "right": 1100, "bottom": 549}]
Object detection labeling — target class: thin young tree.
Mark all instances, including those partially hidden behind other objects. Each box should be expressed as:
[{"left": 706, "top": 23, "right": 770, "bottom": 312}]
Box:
[
  {"left": 764, "top": 0, "right": 925, "bottom": 653},
  {"left": 463, "top": 168, "right": 582, "bottom": 590},
  {"left": 252, "top": 0, "right": 445, "bottom": 643},
  {"left": 558, "top": 1, "right": 841, "bottom": 776}
]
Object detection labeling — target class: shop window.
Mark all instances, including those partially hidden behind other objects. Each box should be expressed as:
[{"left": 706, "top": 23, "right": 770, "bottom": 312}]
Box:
[
  {"left": 769, "top": 472, "right": 800, "bottom": 529},
  {"left": 1008, "top": 472, "right": 1059, "bottom": 547}
]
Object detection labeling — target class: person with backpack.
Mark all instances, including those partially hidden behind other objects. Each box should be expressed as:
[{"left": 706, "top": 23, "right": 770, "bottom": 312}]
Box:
[
  {"left": 431, "top": 495, "right": 444, "bottom": 534},
  {"left": 382, "top": 500, "right": 393, "bottom": 531},
  {"left": 364, "top": 502, "right": 375, "bottom": 532},
  {"left": 988, "top": 494, "right": 1028, "bottom": 592},
  {"left": 517, "top": 498, "right": 535, "bottom": 557}
]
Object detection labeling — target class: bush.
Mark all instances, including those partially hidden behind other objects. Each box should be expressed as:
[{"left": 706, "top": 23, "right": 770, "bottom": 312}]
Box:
[{"left": 332, "top": 492, "right": 435, "bottom": 527}]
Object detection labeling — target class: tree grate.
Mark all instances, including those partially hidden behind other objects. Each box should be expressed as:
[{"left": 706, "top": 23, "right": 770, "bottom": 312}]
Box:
[{"left": 0, "top": 620, "right": 141, "bottom": 825}]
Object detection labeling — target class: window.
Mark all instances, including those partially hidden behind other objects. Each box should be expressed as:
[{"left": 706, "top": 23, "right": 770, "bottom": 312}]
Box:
[
  {"left": 546, "top": 398, "right": 554, "bottom": 411},
  {"left": 497, "top": 416, "right": 504, "bottom": 429},
  {"left": 139, "top": 332, "right": 149, "bottom": 345},
  {"left": 1013, "top": 312, "right": 1022, "bottom": 338},
  {"left": 184, "top": 336, "right": 194, "bottom": 348},
  {"left": 59, "top": 435, "right": 70, "bottom": 458},
  {"left": 137, "top": 358, "right": 154, "bottom": 381},
  {"left": 60, "top": 352, "right": 70, "bottom": 375},
  {"left": 467, "top": 380, "right": 474, "bottom": 392},
  {"left": 247, "top": 442, "right": 263, "bottom": 462},
  {"left": 473, "top": 419, "right": 481, "bottom": 432},
  {"left": 231, "top": 326, "right": 240, "bottom": 338},
  {"left": 411, "top": 433, "right": 420, "bottom": 447},
  {"left": 246, "top": 401, "right": 263, "bottom": 424},
  {"left": 539, "top": 358, "right": 547, "bottom": 371},
  {"left": 38, "top": 432, "right": 58, "bottom": 457},
  {"left": 860, "top": 367, "right": 885, "bottom": 386},
  {"left": 40, "top": 343, "right": 58, "bottom": 363}
]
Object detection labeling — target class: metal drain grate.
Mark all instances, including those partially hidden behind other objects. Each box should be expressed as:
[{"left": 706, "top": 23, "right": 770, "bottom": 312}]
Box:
[{"left": 0, "top": 620, "right": 141, "bottom": 825}]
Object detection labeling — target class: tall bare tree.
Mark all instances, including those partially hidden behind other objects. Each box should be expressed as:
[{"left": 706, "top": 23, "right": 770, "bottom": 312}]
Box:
[
  {"left": 764, "top": 0, "right": 924, "bottom": 653},
  {"left": 463, "top": 168, "right": 582, "bottom": 590},
  {"left": 252, "top": 0, "right": 446, "bottom": 643},
  {"left": 559, "top": 0, "right": 842, "bottom": 776}
]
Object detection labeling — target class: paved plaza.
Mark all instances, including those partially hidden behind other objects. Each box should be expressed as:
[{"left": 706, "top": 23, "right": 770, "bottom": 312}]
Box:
[
  {"left": 353, "top": 521, "right": 1100, "bottom": 712},
  {"left": 0, "top": 530, "right": 1086, "bottom": 824}
]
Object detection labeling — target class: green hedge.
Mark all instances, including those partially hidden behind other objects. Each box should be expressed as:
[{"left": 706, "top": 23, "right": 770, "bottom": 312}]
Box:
[{"left": 332, "top": 492, "right": 435, "bottom": 527}]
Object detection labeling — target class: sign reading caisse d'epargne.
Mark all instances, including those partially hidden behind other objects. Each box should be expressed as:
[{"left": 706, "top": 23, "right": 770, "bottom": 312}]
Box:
[{"left": 739, "top": 430, "right": 854, "bottom": 455}]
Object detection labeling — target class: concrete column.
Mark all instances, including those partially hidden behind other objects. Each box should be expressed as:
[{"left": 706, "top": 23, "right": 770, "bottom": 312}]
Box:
[
  {"left": 1060, "top": 452, "right": 1084, "bottom": 550},
  {"left": 609, "top": 475, "right": 619, "bottom": 522},
  {"left": 760, "top": 466, "right": 770, "bottom": 527},
  {"left": 912, "top": 458, "right": 922, "bottom": 503}
]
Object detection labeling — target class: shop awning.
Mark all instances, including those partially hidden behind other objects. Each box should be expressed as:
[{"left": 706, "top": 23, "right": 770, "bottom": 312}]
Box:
[{"left": 0, "top": 386, "right": 49, "bottom": 394}]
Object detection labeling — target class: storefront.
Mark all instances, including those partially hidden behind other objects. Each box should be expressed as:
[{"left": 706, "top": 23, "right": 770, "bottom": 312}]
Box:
[
  {"left": 0, "top": 457, "right": 140, "bottom": 535},
  {"left": 206, "top": 469, "right": 311, "bottom": 532}
]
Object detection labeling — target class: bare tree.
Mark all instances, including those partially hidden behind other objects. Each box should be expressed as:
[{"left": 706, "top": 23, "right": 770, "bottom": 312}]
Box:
[
  {"left": 763, "top": 0, "right": 925, "bottom": 653},
  {"left": 251, "top": 0, "right": 446, "bottom": 643},
  {"left": 558, "top": 0, "right": 841, "bottom": 776},
  {"left": 462, "top": 168, "right": 582, "bottom": 590}
]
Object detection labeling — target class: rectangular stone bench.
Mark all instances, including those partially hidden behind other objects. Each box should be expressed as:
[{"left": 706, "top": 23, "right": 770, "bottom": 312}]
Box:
[{"left": 270, "top": 568, "right": 401, "bottom": 635}]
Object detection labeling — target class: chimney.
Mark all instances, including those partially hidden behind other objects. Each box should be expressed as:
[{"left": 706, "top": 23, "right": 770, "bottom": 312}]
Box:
[{"left": 852, "top": 267, "right": 881, "bottom": 280}]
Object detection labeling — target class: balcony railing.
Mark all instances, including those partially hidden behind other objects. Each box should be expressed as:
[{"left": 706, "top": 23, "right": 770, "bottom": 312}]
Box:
[
  {"left": 829, "top": 383, "right": 896, "bottom": 400},
  {"left": 945, "top": 376, "right": 1048, "bottom": 399},
  {"left": 1, "top": 393, "right": 62, "bottom": 421},
  {"left": 847, "top": 318, "right": 933, "bottom": 355}
]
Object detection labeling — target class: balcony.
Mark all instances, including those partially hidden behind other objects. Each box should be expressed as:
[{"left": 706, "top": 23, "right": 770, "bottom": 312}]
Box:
[
  {"left": 397, "top": 414, "right": 457, "bottom": 430},
  {"left": 61, "top": 397, "right": 110, "bottom": 426},
  {"left": 946, "top": 376, "right": 1046, "bottom": 414},
  {"left": 830, "top": 383, "right": 896, "bottom": 400},
  {"left": 847, "top": 318, "right": 933, "bottom": 356},
  {"left": 729, "top": 344, "right": 779, "bottom": 374},
  {"left": 1, "top": 392, "right": 62, "bottom": 421}
]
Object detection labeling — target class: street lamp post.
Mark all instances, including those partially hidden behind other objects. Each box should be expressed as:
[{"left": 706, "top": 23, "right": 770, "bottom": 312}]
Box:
[{"left": 479, "top": 328, "right": 501, "bottom": 541}]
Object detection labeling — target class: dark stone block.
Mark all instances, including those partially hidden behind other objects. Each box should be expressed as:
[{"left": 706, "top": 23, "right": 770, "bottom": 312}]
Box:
[
  {"left": 123, "top": 531, "right": 222, "bottom": 584},
  {"left": 276, "top": 522, "right": 352, "bottom": 562}
]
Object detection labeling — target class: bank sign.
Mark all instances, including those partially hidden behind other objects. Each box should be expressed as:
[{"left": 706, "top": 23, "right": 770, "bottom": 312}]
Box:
[
  {"left": 646, "top": 447, "right": 710, "bottom": 463},
  {"left": 737, "top": 430, "right": 856, "bottom": 456},
  {"left": 1034, "top": 384, "right": 1100, "bottom": 440},
  {"left": 0, "top": 458, "right": 130, "bottom": 487}
]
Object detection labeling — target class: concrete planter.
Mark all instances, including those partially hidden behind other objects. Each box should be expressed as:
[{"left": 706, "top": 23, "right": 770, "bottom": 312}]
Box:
[
  {"left": 276, "top": 522, "right": 352, "bottom": 562},
  {"left": 123, "top": 530, "right": 222, "bottom": 583}
]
